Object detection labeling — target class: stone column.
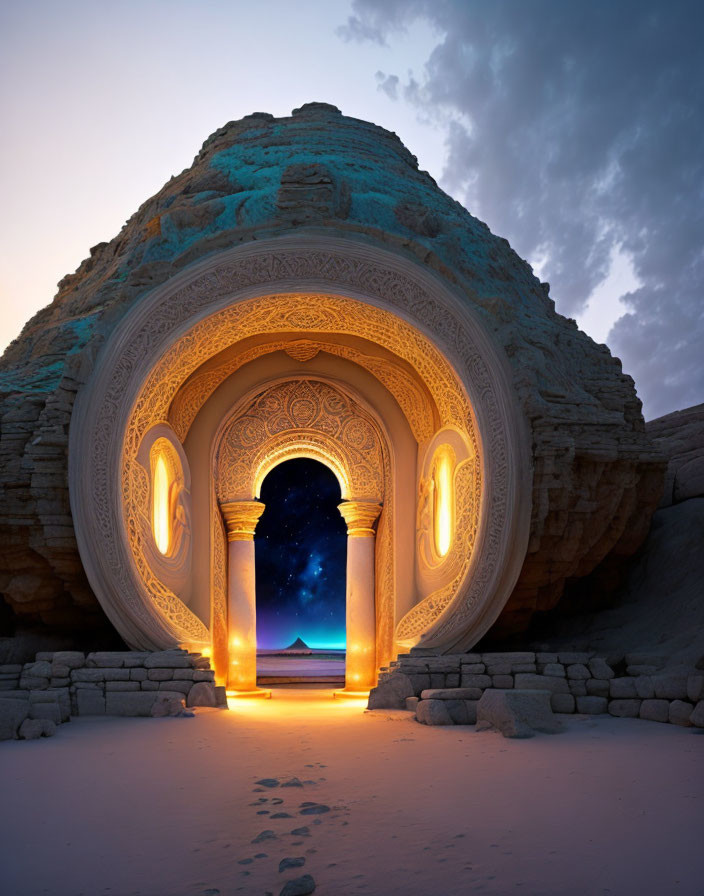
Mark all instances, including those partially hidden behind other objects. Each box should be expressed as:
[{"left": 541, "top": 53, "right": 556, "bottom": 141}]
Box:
[
  {"left": 337, "top": 500, "right": 382, "bottom": 694},
  {"left": 220, "top": 500, "right": 268, "bottom": 696}
]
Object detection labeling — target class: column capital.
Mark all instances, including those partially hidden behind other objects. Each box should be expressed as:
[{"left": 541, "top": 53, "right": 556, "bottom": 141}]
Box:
[
  {"left": 220, "top": 500, "right": 265, "bottom": 541},
  {"left": 338, "top": 500, "right": 382, "bottom": 537}
]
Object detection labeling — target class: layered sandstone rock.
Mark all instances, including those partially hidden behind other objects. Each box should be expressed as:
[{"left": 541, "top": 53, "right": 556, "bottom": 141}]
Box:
[
  {"left": 0, "top": 102, "right": 664, "bottom": 635},
  {"left": 646, "top": 402, "right": 704, "bottom": 506}
]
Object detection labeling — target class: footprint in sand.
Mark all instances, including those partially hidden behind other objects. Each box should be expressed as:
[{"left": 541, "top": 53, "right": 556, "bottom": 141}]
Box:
[
  {"left": 299, "top": 802, "right": 330, "bottom": 816},
  {"left": 252, "top": 830, "right": 278, "bottom": 844},
  {"left": 281, "top": 777, "right": 303, "bottom": 788},
  {"left": 279, "top": 856, "right": 306, "bottom": 873},
  {"left": 279, "top": 874, "right": 316, "bottom": 896}
]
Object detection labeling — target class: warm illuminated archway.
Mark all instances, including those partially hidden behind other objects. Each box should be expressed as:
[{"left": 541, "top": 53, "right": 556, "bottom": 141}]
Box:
[
  {"left": 214, "top": 378, "right": 387, "bottom": 693},
  {"left": 69, "top": 237, "right": 532, "bottom": 686}
]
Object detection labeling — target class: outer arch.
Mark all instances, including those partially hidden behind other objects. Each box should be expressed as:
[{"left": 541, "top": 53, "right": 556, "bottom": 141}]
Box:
[{"left": 68, "top": 235, "right": 533, "bottom": 654}]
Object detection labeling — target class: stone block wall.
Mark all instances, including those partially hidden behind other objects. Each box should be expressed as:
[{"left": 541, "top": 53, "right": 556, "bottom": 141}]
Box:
[
  {"left": 370, "top": 650, "right": 704, "bottom": 729},
  {"left": 0, "top": 649, "right": 226, "bottom": 740}
]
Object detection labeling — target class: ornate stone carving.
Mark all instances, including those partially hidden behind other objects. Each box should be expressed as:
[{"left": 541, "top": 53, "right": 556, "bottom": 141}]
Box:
[
  {"left": 168, "top": 330, "right": 438, "bottom": 444},
  {"left": 396, "top": 459, "right": 478, "bottom": 645},
  {"left": 211, "top": 377, "right": 394, "bottom": 674},
  {"left": 69, "top": 238, "right": 529, "bottom": 655},
  {"left": 417, "top": 476, "right": 433, "bottom": 543},
  {"left": 338, "top": 501, "right": 383, "bottom": 537},
  {"left": 210, "top": 488, "right": 228, "bottom": 682},
  {"left": 135, "top": 430, "right": 193, "bottom": 601},
  {"left": 220, "top": 501, "right": 266, "bottom": 541},
  {"left": 374, "top": 496, "right": 395, "bottom": 670},
  {"left": 215, "top": 379, "right": 385, "bottom": 504},
  {"left": 284, "top": 340, "right": 320, "bottom": 362}
]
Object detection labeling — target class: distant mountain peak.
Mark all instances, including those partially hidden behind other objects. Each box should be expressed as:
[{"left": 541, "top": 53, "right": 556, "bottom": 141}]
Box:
[{"left": 283, "top": 637, "right": 312, "bottom": 653}]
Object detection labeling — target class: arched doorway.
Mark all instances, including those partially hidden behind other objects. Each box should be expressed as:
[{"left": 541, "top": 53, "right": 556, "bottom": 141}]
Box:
[
  {"left": 255, "top": 458, "right": 347, "bottom": 686},
  {"left": 214, "top": 378, "right": 386, "bottom": 694},
  {"left": 69, "top": 239, "right": 531, "bottom": 690}
]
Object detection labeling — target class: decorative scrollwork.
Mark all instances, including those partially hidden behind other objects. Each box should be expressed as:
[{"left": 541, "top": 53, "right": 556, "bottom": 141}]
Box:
[
  {"left": 169, "top": 333, "right": 438, "bottom": 444},
  {"left": 396, "top": 459, "right": 479, "bottom": 644},
  {"left": 215, "top": 379, "right": 385, "bottom": 503}
]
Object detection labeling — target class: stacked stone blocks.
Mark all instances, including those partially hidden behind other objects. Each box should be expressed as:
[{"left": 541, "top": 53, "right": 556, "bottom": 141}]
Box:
[
  {"left": 0, "top": 649, "right": 225, "bottom": 740},
  {"left": 370, "top": 650, "right": 704, "bottom": 729}
]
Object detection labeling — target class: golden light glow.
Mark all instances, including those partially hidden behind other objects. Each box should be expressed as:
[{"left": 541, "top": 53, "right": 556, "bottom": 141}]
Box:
[
  {"left": 227, "top": 688, "right": 272, "bottom": 699},
  {"left": 228, "top": 687, "right": 365, "bottom": 712},
  {"left": 153, "top": 452, "right": 171, "bottom": 555},
  {"left": 255, "top": 445, "right": 349, "bottom": 501},
  {"left": 121, "top": 289, "right": 481, "bottom": 656},
  {"left": 433, "top": 446, "right": 454, "bottom": 558}
]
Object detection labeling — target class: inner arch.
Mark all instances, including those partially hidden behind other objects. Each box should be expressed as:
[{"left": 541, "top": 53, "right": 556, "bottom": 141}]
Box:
[{"left": 254, "top": 444, "right": 348, "bottom": 500}]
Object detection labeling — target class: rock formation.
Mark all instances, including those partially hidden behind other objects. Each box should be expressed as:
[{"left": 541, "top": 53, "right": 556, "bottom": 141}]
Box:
[
  {"left": 0, "top": 103, "right": 665, "bottom": 641},
  {"left": 522, "top": 403, "right": 704, "bottom": 664},
  {"left": 646, "top": 402, "right": 704, "bottom": 507}
]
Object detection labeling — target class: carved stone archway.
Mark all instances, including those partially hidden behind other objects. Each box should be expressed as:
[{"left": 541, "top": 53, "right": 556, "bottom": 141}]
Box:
[
  {"left": 69, "top": 237, "right": 532, "bottom": 673},
  {"left": 215, "top": 379, "right": 386, "bottom": 503},
  {"left": 213, "top": 378, "right": 388, "bottom": 692}
]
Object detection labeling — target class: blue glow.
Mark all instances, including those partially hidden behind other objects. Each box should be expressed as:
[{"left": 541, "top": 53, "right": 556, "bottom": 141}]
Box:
[{"left": 304, "top": 638, "right": 347, "bottom": 651}]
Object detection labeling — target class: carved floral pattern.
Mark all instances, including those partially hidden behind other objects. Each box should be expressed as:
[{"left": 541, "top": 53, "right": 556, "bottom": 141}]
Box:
[
  {"left": 215, "top": 379, "right": 385, "bottom": 503},
  {"left": 168, "top": 335, "right": 436, "bottom": 444}
]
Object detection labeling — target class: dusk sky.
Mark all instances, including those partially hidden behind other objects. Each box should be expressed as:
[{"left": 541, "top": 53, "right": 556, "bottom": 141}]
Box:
[{"left": 1, "top": 0, "right": 702, "bottom": 419}]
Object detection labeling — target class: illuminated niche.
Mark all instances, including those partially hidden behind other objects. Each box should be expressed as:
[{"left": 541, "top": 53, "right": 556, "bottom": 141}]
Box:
[
  {"left": 417, "top": 432, "right": 471, "bottom": 583},
  {"left": 432, "top": 444, "right": 455, "bottom": 558},
  {"left": 153, "top": 452, "right": 171, "bottom": 554},
  {"left": 140, "top": 429, "right": 192, "bottom": 601},
  {"left": 149, "top": 438, "right": 186, "bottom": 559}
]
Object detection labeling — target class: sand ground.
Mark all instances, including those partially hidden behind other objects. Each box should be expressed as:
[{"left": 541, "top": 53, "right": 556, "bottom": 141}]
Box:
[{"left": 1, "top": 687, "right": 702, "bottom": 896}]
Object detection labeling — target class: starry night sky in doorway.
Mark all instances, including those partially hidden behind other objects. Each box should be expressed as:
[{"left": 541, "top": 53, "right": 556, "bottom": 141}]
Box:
[{"left": 255, "top": 458, "right": 347, "bottom": 650}]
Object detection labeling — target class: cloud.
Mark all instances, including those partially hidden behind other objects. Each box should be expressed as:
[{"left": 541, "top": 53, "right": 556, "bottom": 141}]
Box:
[
  {"left": 341, "top": 0, "right": 704, "bottom": 419},
  {"left": 375, "top": 71, "right": 399, "bottom": 100},
  {"left": 336, "top": 12, "right": 388, "bottom": 45}
]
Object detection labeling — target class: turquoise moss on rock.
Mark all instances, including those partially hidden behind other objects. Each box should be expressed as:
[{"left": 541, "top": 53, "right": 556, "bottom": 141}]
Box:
[{"left": 0, "top": 102, "right": 664, "bottom": 637}]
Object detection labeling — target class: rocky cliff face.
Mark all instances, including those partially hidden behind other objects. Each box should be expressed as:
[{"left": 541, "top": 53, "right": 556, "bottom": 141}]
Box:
[
  {"left": 505, "top": 403, "right": 704, "bottom": 663},
  {"left": 0, "top": 103, "right": 664, "bottom": 636},
  {"left": 646, "top": 403, "right": 704, "bottom": 507}
]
